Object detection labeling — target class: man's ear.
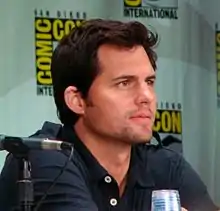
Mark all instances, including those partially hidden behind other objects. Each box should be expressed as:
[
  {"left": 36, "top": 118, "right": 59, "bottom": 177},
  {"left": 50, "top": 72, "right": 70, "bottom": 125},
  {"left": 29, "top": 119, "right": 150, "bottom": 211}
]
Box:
[{"left": 64, "top": 86, "right": 85, "bottom": 115}]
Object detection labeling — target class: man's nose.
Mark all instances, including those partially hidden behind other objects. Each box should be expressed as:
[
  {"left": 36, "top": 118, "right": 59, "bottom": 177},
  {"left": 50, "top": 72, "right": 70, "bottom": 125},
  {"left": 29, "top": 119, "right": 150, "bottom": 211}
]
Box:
[{"left": 134, "top": 84, "right": 155, "bottom": 105}]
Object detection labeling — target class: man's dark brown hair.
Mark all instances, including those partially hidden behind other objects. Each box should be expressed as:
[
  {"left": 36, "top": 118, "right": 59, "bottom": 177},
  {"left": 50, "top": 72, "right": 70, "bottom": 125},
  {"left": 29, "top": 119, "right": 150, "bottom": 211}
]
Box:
[{"left": 51, "top": 19, "right": 158, "bottom": 125}]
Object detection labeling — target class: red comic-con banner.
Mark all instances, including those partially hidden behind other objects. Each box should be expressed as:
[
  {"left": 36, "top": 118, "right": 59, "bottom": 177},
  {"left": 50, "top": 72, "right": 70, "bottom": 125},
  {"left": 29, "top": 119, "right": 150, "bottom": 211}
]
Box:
[{"left": 34, "top": 9, "right": 87, "bottom": 96}]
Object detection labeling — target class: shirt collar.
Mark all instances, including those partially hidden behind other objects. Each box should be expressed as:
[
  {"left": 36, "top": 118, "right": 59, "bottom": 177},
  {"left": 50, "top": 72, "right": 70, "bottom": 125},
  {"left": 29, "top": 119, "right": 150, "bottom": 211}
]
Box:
[
  {"left": 61, "top": 125, "right": 155, "bottom": 188},
  {"left": 62, "top": 125, "right": 107, "bottom": 182},
  {"left": 128, "top": 144, "right": 155, "bottom": 188}
]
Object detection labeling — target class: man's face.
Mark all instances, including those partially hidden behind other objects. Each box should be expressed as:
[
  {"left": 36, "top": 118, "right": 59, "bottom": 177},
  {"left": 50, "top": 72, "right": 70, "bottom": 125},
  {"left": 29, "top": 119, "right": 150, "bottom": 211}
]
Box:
[{"left": 82, "top": 44, "right": 157, "bottom": 144}]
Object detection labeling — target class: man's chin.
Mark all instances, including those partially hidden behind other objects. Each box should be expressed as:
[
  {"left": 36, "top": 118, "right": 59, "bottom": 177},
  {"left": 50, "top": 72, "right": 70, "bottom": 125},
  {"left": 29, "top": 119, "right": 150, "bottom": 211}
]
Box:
[{"left": 131, "top": 132, "right": 153, "bottom": 144}]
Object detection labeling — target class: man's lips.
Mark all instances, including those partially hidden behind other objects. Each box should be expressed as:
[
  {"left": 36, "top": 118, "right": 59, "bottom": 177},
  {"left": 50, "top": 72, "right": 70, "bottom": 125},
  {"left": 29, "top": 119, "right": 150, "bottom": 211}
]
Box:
[
  {"left": 129, "top": 113, "right": 152, "bottom": 119},
  {"left": 129, "top": 115, "right": 152, "bottom": 125}
]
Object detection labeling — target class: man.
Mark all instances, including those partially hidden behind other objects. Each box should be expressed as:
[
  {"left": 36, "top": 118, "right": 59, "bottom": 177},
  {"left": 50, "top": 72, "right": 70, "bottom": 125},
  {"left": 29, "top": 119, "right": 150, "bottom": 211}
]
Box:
[{"left": 0, "top": 19, "right": 218, "bottom": 211}]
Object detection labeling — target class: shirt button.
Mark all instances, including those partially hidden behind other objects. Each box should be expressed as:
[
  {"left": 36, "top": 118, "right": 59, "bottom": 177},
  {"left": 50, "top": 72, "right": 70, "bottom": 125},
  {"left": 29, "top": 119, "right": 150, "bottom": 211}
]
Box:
[
  {"left": 104, "top": 175, "right": 112, "bottom": 183},
  {"left": 110, "top": 198, "right": 117, "bottom": 206}
]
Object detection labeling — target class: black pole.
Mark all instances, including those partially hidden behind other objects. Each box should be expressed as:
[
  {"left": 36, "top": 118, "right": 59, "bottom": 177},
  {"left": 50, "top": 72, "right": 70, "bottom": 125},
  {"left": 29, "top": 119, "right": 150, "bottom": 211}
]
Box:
[
  {"left": 15, "top": 155, "right": 34, "bottom": 211},
  {"left": 17, "top": 157, "right": 34, "bottom": 211},
  {"left": 3, "top": 139, "right": 34, "bottom": 211}
]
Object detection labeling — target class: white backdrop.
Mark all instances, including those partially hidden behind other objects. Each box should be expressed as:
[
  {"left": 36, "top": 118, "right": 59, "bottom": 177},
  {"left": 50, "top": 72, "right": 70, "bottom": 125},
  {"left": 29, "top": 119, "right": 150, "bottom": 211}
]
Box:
[{"left": 0, "top": 0, "right": 220, "bottom": 205}]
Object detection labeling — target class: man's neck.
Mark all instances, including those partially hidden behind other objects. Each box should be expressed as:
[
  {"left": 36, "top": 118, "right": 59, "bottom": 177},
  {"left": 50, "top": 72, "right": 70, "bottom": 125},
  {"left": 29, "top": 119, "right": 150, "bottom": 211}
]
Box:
[{"left": 74, "top": 120, "right": 131, "bottom": 196}]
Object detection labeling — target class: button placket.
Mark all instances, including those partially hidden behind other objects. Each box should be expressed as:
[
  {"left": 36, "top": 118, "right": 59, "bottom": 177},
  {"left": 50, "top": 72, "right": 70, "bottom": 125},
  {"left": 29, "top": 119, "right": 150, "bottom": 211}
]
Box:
[{"left": 102, "top": 175, "right": 119, "bottom": 208}]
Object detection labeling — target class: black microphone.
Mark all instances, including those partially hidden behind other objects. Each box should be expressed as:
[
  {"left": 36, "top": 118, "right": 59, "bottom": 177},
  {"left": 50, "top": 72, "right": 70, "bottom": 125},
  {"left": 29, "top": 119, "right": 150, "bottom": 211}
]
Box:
[{"left": 0, "top": 135, "right": 72, "bottom": 152}]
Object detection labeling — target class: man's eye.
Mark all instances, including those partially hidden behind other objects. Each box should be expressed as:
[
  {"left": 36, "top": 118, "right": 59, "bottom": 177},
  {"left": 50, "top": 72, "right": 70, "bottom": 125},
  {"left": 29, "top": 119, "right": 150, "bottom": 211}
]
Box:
[
  {"left": 147, "top": 80, "right": 155, "bottom": 86},
  {"left": 117, "top": 80, "right": 131, "bottom": 88}
]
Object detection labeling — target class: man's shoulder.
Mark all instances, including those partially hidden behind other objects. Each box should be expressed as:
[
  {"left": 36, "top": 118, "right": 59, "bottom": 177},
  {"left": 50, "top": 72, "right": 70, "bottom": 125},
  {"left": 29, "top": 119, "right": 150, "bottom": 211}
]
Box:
[
  {"left": 29, "top": 121, "right": 63, "bottom": 139},
  {"left": 25, "top": 121, "right": 67, "bottom": 162},
  {"left": 28, "top": 121, "right": 83, "bottom": 168},
  {"left": 135, "top": 144, "right": 187, "bottom": 188},
  {"left": 0, "top": 121, "right": 98, "bottom": 210},
  {"left": 137, "top": 143, "right": 183, "bottom": 164},
  {"left": 1, "top": 121, "right": 87, "bottom": 189}
]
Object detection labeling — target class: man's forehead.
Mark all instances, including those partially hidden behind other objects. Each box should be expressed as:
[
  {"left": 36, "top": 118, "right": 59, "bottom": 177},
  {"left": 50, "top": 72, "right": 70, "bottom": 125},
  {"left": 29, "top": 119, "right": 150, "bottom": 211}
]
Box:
[
  {"left": 97, "top": 44, "right": 145, "bottom": 57},
  {"left": 97, "top": 44, "right": 153, "bottom": 73}
]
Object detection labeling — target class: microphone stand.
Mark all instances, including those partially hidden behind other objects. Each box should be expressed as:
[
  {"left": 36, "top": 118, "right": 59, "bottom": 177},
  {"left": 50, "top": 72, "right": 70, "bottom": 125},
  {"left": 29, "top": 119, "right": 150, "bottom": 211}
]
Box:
[
  {"left": 4, "top": 137, "right": 34, "bottom": 211},
  {"left": 16, "top": 154, "right": 34, "bottom": 211}
]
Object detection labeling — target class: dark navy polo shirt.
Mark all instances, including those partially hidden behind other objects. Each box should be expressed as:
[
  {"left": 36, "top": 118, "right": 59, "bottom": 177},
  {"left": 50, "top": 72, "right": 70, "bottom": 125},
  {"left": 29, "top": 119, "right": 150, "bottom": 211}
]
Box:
[{"left": 0, "top": 121, "right": 218, "bottom": 211}]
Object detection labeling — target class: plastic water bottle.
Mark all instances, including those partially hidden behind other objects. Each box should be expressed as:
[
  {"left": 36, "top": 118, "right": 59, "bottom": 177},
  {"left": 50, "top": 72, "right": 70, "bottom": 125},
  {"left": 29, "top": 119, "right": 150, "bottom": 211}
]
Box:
[{"left": 151, "top": 189, "right": 181, "bottom": 211}]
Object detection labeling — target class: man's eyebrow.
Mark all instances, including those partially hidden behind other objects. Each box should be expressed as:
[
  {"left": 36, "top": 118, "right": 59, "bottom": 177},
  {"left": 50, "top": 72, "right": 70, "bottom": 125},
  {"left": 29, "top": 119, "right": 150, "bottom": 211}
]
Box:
[
  {"left": 111, "top": 75, "right": 136, "bottom": 82},
  {"left": 111, "top": 74, "right": 156, "bottom": 82},
  {"left": 145, "top": 75, "right": 156, "bottom": 80}
]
